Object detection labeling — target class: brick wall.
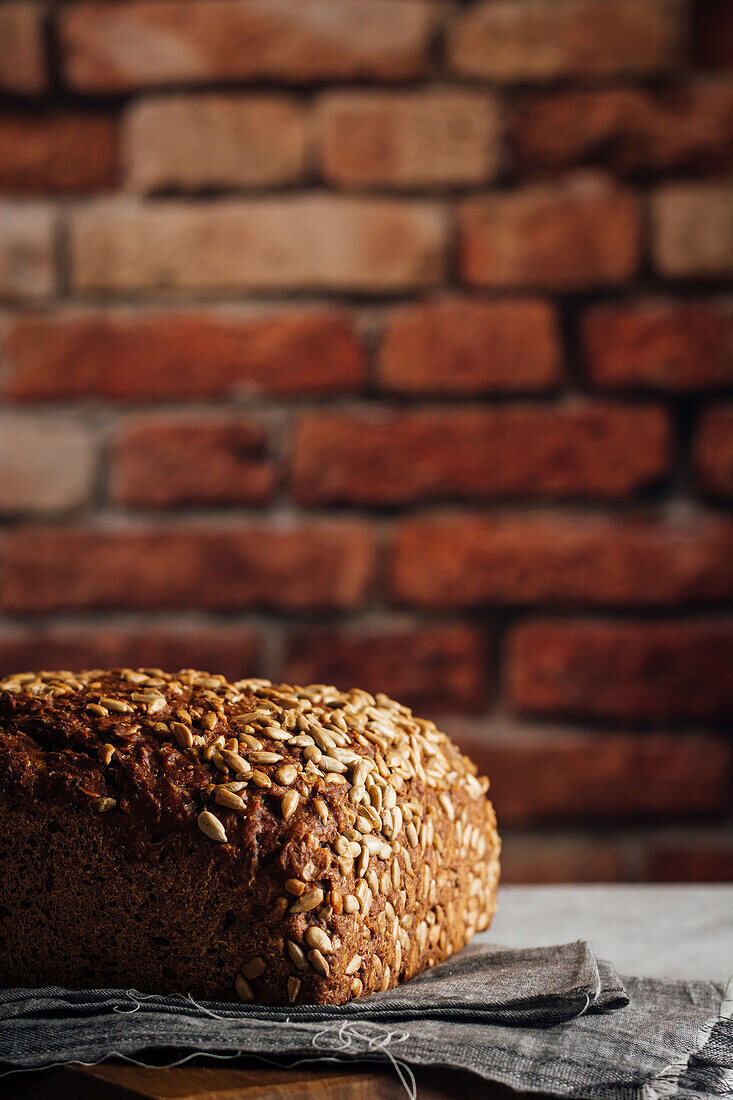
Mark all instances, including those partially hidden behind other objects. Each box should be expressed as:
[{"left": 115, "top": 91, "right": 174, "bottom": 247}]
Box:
[{"left": 0, "top": 0, "right": 731, "bottom": 882}]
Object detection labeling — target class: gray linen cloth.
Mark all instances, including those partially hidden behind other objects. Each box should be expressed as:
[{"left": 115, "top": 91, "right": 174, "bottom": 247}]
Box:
[{"left": 1, "top": 942, "right": 731, "bottom": 1099}]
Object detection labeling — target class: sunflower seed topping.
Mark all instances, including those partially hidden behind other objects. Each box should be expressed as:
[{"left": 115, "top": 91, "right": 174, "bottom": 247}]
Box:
[
  {"left": 285, "top": 942, "right": 306, "bottom": 971},
  {"left": 100, "top": 697, "right": 132, "bottom": 713},
  {"left": 275, "top": 764, "right": 298, "bottom": 785},
  {"left": 308, "top": 949, "right": 330, "bottom": 977},
  {"left": 345, "top": 955, "right": 362, "bottom": 975},
  {"left": 171, "top": 721, "right": 193, "bottom": 749},
  {"left": 242, "top": 956, "right": 266, "bottom": 980},
  {"left": 287, "top": 976, "right": 301, "bottom": 1003},
  {"left": 197, "top": 810, "right": 227, "bottom": 843},
  {"left": 248, "top": 751, "right": 281, "bottom": 765},
  {"left": 234, "top": 974, "right": 254, "bottom": 1002},
  {"left": 304, "top": 927, "right": 332, "bottom": 954},
  {"left": 281, "top": 789, "right": 299, "bottom": 820},
  {"left": 289, "top": 887, "right": 324, "bottom": 914},
  {"left": 215, "top": 787, "right": 245, "bottom": 811},
  {"left": 221, "top": 749, "right": 250, "bottom": 775}
]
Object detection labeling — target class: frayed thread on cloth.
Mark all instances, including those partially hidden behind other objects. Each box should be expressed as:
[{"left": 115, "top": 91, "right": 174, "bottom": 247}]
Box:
[
  {"left": 3, "top": 994, "right": 418, "bottom": 1100},
  {"left": 642, "top": 975, "right": 733, "bottom": 1100},
  {"left": 110, "top": 989, "right": 418, "bottom": 1098}
]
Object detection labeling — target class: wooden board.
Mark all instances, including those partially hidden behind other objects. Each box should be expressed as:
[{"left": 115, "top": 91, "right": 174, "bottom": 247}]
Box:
[{"left": 5, "top": 1061, "right": 535, "bottom": 1099}]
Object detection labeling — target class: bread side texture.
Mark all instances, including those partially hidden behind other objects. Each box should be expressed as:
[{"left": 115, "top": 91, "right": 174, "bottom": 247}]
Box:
[{"left": 0, "top": 668, "right": 500, "bottom": 1003}]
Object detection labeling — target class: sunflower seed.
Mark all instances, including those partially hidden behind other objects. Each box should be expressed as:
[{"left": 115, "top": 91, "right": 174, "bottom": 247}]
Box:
[
  {"left": 234, "top": 974, "right": 254, "bottom": 1002},
  {"left": 312, "top": 797, "right": 328, "bottom": 824},
  {"left": 99, "top": 743, "right": 115, "bottom": 765},
  {"left": 343, "top": 894, "right": 359, "bottom": 914},
  {"left": 281, "top": 790, "right": 299, "bottom": 820},
  {"left": 289, "top": 887, "right": 323, "bottom": 913},
  {"left": 100, "top": 697, "right": 132, "bottom": 713},
  {"left": 275, "top": 764, "right": 298, "bottom": 785},
  {"left": 287, "top": 940, "right": 307, "bottom": 969},
  {"left": 345, "top": 955, "right": 362, "bottom": 975},
  {"left": 171, "top": 721, "right": 193, "bottom": 749},
  {"left": 221, "top": 750, "right": 251, "bottom": 775},
  {"left": 234, "top": 709, "right": 271, "bottom": 724},
  {"left": 287, "top": 976, "right": 301, "bottom": 1003},
  {"left": 248, "top": 751, "right": 281, "bottom": 765},
  {"left": 215, "top": 787, "right": 245, "bottom": 811},
  {"left": 197, "top": 810, "right": 227, "bottom": 843},
  {"left": 438, "top": 792, "right": 455, "bottom": 820},
  {"left": 242, "top": 956, "right": 266, "bottom": 980},
  {"left": 238, "top": 733, "right": 264, "bottom": 751},
  {"left": 304, "top": 927, "right": 332, "bottom": 954},
  {"left": 308, "top": 949, "right": 330, "bottom": 977}
]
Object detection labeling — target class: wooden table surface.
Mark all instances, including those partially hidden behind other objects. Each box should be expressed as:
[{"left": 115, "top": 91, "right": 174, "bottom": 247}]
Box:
[{"left": 6, "top": 885, "right": 732, "bottom": 1100}]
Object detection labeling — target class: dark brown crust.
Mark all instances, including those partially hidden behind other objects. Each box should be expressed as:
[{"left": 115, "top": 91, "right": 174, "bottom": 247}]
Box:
[{"left": 0, "top": 668, "right": 500, "bottom": 1004}]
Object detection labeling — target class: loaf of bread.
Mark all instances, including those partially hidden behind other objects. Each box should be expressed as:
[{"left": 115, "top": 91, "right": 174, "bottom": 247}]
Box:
[{"left": 0, "top": 668, "right": 500, "bottom": 1004}]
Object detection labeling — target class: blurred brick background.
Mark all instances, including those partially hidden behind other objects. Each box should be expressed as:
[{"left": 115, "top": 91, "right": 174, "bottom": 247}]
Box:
[{"left": 0, "top": 0, "right": 731, "bottom": 882}]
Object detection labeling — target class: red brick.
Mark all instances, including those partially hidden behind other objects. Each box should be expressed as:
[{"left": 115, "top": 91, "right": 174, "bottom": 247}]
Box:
[
  {"left": 0, "top": 412, "right": 95, "bottom": 514},
  {"left": 378, "top": 299, "right": 561, "bottom": 395},
  {"left": 124, "top": 96, "right": 307, "bottom": 192},
  {"left": 496, "top": 833, "right": 632, "bottom": 884},
  {"left": 0, "top": 627, "right": 261, "bottom": 684},
  {"left": 0, "top": 202, "right": 55, "bottom": 300},
  {"left": 652, "top": 183, "right": 733, "bottom": 279},
  {"left": 449, "top": 722, "right": 731, "bottom": 826},
  {"left": 0, "top": 113, "right": 118, "bottom": 194},
  {"left": 583, "top": 300, "right": 733, "bottom": 391},
  {"left": 646, "top": 845, "right": 733, "bottom": 882},
  {"left": 692, "top": 0, "right": 733, "bottom": 70},
  {"left": 69, "top": 197, "right": 446, "bottom": 294},
  {"left": 1, "top": 524, "right": 374, "bottom": 613},
  {"left": 318, "top": 89, "right": 500, "bottom": 189},
  {"left": 449, "top": 0, "right": 681, "bottom": 83},
  {"left": 282, "top": 624, "right": 487, "bottom": 715},
  {"left": 459, "top": 179, "right": 640, "bottom": 290},
  {"left": 0, "top": 2, "right": 46, "bottom": 94},
  {"left": 1, "top": 309, "right": 365, "bottom": 400},
  {"left": 695, "top": 406, "right": 733, "bottom": 498},
  {"left": 61, "top": 0, "right": 437, "bottom": 91},
  {"left": 292, "top": 404, "right": 670, "bottom": 505},
  {"left": 512, "top": 83, "right": 733, "bottom": 177},
  {"left": 390, "top": 514, "right": 733, "bottom": 609},
  {"left": 112, "top": 416, "right": 276, "bottom": 508},
  {"left": 507, "top": 620, "right": 733, "bottom": 721}
]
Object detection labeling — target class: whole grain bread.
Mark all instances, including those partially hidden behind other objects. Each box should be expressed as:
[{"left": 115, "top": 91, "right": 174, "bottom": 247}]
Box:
[{"left": 0, "top": 668, "right": 500, "bottom": 1004}]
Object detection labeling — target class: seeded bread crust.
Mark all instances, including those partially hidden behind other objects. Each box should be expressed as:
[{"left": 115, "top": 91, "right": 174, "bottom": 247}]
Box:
[{"left": 0, "top": 668, "right": 500, "bottom": 1004}]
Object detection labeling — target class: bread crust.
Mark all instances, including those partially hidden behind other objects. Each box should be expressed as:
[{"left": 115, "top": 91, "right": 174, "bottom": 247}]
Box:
[{"left": 0, "top": 668, "right": 500, "bottom": 1003}]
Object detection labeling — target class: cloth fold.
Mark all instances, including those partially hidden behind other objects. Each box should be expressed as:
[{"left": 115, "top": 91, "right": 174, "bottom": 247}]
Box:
[{"left": 1, "top": 941, "right": 730, "bottom": 1100}]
